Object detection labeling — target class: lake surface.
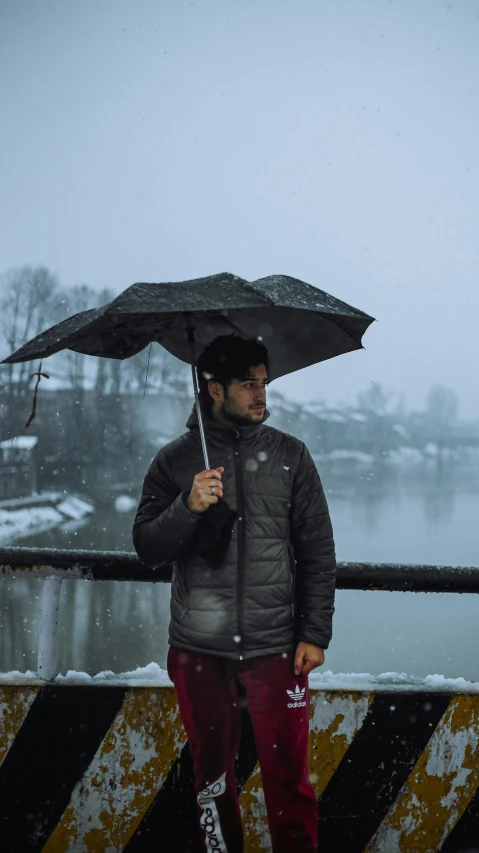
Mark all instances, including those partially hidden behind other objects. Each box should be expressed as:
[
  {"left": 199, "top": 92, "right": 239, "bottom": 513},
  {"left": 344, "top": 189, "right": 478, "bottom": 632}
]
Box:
[{"left": 1, "top": 460, "right": 478, "bottom": 680}]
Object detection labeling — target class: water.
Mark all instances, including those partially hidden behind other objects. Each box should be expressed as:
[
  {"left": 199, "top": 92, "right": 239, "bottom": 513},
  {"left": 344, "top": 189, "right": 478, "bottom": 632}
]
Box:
[{"left": 1, "top": 461, "right": 478, "bottom": 680}]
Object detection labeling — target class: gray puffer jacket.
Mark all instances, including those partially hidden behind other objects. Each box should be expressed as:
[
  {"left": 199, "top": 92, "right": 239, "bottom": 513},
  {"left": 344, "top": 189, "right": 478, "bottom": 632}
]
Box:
[{"left": 132, "top": 407, "right": 336, "bottom": 660}]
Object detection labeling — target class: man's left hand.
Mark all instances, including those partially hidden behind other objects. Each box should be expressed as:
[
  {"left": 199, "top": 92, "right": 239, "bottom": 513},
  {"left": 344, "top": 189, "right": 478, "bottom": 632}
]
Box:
[{"left": 294, "top": 642, "right": 325, "bottom": 676}]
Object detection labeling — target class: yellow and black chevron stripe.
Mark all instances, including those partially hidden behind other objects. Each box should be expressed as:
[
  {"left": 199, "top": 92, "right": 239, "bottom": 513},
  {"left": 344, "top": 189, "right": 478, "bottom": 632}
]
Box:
[{"left": 1, "top": 685, "right": 478, "bottom": 852}]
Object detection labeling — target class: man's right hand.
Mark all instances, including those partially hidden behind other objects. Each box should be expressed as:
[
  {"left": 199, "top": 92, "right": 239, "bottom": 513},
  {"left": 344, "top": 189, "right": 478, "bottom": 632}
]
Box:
[{"left": 186, "top": 467, "right": 224, "bottom": 513}]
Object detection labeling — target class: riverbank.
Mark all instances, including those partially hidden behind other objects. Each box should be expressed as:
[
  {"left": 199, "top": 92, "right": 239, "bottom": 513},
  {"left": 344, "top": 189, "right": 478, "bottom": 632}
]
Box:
[{"left": 0, "top": 492, "right": 95, "bottom": 544}]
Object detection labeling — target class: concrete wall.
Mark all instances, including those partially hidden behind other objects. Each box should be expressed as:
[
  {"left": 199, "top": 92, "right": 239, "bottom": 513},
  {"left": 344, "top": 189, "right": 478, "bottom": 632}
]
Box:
[{"left": 1, "top": 683, "right": 478, "bottom": 852}]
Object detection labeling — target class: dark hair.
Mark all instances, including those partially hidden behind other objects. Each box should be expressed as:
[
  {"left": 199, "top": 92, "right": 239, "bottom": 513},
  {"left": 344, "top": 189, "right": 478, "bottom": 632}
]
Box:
[{"left": 196, "top": 335, "right": 270, "bottom": 411}]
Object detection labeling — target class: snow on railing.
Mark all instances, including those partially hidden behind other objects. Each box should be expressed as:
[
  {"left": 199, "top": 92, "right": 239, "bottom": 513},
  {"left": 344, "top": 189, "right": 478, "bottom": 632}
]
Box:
[
  {"left": 1, "top": 663, "right": 479, "bottom": 693},
  {"left": 1, "top": 546, "right": 479, "bottom": 682}
]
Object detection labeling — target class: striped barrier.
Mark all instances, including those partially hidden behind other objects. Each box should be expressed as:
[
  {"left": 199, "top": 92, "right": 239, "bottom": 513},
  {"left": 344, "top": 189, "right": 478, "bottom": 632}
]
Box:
[{"left": 1, "top": 681, "right": 479, "bottom": 852}]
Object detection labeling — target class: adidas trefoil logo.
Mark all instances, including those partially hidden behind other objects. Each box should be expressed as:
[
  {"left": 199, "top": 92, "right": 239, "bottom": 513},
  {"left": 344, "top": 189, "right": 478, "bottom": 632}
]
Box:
[{"left": 286, "top": 685, "right": 306, "bottom": 708}]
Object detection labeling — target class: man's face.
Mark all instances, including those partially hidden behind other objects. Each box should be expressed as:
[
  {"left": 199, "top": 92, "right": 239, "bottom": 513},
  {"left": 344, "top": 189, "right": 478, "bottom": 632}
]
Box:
[{"left": 210, "top": 363, "right": 268, "bottom": 426}]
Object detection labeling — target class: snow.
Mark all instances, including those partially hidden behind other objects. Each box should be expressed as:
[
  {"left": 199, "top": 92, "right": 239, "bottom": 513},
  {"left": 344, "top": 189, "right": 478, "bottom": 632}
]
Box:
[
  {"left": 308, "top": 670, "right": 479, "bottom": 694},
  {"left": 0, "top": 670, "right": 38, "bottom": 682},
  {"left": 422, "top": 673, "right": 477, "bottom": 691},
  {"left": 114, "top": 494, "right": 137, "bottom": 513},
  {"left": 320, "top": 412, "right": 347, "bottom": 423},
  {"left": 313, "top": 450, "right": 374, "bottom": 464},
  {"left": 0, "top": 491, "right": 63, "bottom": 509},
  {"left": 0, "top": 665, "right": 478, "bottom": 693},
  {"left": 0, "top": 505, "right": 65, "bottom": 544},
  {"left": 54, "top": 662, "right": 172, "bottom": 687},
  {"left": 56, "top": 495, "right": 94, "bottom": 520},
  {"left": 58, "top": 517, "right": 90, "bottom": 533},
  {"left": 302, "top": 402, "right": 326, "bottom": 415},
  {"left": 387, "top": 447, "right": 424, "bottom": 464},
  {"left": 0, "top": 435, "right": 38, "bottom": 450},
  {"left": 0, "top": 493, "right": 94, "bottom": 543},
  {"left": 56, "top": 670, "right": 97, "bottom": 685}
]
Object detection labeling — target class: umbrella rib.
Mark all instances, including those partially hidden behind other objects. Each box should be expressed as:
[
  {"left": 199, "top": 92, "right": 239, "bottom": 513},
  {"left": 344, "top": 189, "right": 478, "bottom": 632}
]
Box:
[
  {"left": 218, "top": 308, "right": 366, "bottom": 352},
  {"left": 319, "top": 312, "right": 365, "bottom": 348},
  {"left": 219, "top": 315, "right": 252, "bottom": 339}
]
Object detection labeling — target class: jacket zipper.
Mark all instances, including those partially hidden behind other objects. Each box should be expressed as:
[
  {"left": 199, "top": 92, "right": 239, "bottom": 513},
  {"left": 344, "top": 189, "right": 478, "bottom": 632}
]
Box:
[{"left": 233, "top": 431, "right": 246, "bottom": 659}]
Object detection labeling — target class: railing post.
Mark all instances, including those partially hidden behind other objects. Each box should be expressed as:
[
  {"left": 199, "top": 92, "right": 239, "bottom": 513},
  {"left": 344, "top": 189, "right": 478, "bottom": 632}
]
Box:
[{"left": 37, "top": 576, "right": 63, "bottom": 680}]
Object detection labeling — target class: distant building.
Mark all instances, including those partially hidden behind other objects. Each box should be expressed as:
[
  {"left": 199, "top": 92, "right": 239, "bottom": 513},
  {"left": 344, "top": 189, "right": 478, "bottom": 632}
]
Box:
[{"left": 0, "top": 435, "right": 39, "bottom": 500}]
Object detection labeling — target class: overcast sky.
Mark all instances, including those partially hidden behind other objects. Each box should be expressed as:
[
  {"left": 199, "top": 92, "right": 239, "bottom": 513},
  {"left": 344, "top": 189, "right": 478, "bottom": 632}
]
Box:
[{"left": 1, "top": 0, "right": 478, "bottom": 415}]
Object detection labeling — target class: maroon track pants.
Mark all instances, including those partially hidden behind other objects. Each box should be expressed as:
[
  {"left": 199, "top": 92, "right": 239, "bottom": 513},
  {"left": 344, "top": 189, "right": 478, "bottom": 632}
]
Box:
[{"left": 167, "top": 646, "right": 318, "bottom": 853}]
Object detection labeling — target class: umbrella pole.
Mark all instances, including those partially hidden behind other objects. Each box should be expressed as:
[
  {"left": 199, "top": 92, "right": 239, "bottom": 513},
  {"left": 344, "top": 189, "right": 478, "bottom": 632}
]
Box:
[{"left": 186, "top": 324, "right": 210, "bottom": 471}]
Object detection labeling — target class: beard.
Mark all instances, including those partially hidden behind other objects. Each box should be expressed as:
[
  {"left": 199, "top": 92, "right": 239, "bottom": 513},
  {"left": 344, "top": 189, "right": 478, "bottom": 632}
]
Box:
[{"left": 219, "top": 398, "right": 265, "bottom": 427}]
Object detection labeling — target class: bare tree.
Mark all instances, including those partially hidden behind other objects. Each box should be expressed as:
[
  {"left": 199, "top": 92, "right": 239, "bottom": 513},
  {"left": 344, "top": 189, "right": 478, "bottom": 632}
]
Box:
[
  {"left": 357, "top": 382, "right": 392, "bottom": 416},
  {"left": 63, "top": 283, "right": 97, "bottom": 391},
  {"left": 426, "top": 385, "right": 459, "bottom": 427},
  {"left": 0, "top": 266, "right": 63, "bottom": 437},
  {"left": 356, "top": 382, "right": 398, "bottom": 460},
  {"left": 425, "top": 385, "right": 459, "bottom": 466}
]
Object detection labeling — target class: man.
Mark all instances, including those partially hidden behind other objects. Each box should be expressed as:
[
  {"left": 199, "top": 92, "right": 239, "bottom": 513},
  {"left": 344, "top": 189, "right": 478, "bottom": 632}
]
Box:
[{"left": 133, "top": 335, "right": 336, "bottom": 853}]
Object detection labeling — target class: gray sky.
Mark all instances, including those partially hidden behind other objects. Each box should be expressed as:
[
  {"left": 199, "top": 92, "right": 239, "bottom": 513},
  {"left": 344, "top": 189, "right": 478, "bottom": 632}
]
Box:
[{"left": 1, "top": 0, "right": 478, "bottom": 416}]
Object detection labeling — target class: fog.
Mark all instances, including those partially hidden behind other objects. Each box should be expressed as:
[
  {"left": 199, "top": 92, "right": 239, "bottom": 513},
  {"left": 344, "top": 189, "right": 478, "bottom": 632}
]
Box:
[
  {"left": 0, "top": 0, "right": 478, "bottom": 681},
  {"left": 1, "top": 0, "right": 479, "bottom": 413}
]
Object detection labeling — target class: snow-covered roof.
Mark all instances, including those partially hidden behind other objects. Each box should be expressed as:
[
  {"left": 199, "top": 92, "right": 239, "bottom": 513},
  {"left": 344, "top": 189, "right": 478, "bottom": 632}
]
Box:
[
  {"left": 0, "top": 505, "right": 65, "bottom": 544},
  {"left": 0, "top": 492, "right": 94, "bottom": 543},
  {"left": 56, "top": 496, "right": 94, "bottom": 520},
  {"left": 320, "top": 411, "right": 347, "bottom": 423},
  {"left": 388, "top": 447, "right": 424, "bottom": 464},
  {"left": 313, "top": 450, "right": 374, "bottom": 463},
  {"left": 302, "top": 402, "right": 326, "bottom": 414},
  {"left": 0, "top": 436, "right": 38, "bottom": 450}
]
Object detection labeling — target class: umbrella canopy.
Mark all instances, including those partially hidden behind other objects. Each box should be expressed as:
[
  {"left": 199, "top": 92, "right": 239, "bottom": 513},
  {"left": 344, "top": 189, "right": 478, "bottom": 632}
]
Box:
[
  {"left": 1, "top": 272, "right": 374, "bottom": 380},
  {"left": 1, "top": 272, "right": 375, "bottom": 570}
]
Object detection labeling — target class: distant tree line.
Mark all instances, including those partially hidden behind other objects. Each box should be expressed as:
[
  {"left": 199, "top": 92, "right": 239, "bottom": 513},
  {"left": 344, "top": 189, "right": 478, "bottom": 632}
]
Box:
[
  {"left": 1, "top": 265, "right": 478, "bottom": 500},
  {"left": 271, "top": 380, "right": 478, "bottom": 466}
]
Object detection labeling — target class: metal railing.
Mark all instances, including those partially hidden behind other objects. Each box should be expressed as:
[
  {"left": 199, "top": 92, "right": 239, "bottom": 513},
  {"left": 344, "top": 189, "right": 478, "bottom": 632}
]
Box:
[{"left": 2, "top": 546, "right": 479, "bottom": 680}]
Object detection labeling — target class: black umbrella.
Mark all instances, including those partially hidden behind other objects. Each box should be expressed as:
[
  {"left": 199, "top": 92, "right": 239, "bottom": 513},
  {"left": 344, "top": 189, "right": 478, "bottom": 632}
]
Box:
[
  {"left": 1, "top": 271, "right": 374, "bottom": 434},
  {"left": 1, "top": 272, "right": 374, "bottom": 566}
]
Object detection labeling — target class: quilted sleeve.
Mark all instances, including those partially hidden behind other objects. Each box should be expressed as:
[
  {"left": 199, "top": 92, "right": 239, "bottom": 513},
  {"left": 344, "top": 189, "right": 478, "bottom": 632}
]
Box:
[
  {"left": 132, "top": 448, "right": 202, "bottom": 568},
  {"left": 290, "top": 444, "right": 336, "bottom": 649}
]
